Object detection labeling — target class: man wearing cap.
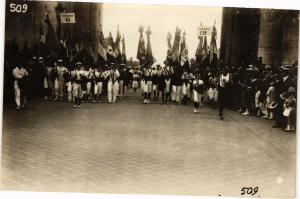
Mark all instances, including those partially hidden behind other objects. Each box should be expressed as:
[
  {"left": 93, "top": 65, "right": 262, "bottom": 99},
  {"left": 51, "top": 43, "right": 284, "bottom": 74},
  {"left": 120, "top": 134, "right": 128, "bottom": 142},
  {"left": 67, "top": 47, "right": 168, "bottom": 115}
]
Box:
[
  {"left": 217, "top": 68, "right": 232, "bottom": 119},
  {"left": 164, "top": 62, "right": 173, "bottom": 102},
  {"left": 171, "top": 62, "right": 184, "bottom": 103},
  {"left": 40, "top": 57, "right": 52, "bottom": 100},
  {"left": 71, "top": 62, "right": 84, "bottom": 108},
  {"left": 94, "top": 66, "right": 104, "bottom": 102},
  {"left": 192, "top": 73, "right": 205, "bottom": 113},
  {"left": 85, "top": 65, "right": 95, "bottom": 102},
  {"left": 152, "top": 64, "right": 160, "bottom": 101},
  {"left": 55, "top": 59, "right": 68, "bottom": 101},
  {"left": 50, "top": 62, "right": 58, "bottom": 99},
  {"left": 142, "top": 66, "right": 153, "bottom": 104},
  {"left": 64, "top": 65, "right": 73, "bottom": 102},
  {"left": 118, "top": 64, "right": 126, "bottom": 99},
  {"left": 12, "top": 64, "right": 29, "bottom": 109},
  {"left": 106, "top": 63, "right": 120, "bottom": 103},
  {"left": 281, "top": 65, "right": 294, "bottom": 91},
  {"left": 181, "top": 69, "right": 190, "bottom": 105}
]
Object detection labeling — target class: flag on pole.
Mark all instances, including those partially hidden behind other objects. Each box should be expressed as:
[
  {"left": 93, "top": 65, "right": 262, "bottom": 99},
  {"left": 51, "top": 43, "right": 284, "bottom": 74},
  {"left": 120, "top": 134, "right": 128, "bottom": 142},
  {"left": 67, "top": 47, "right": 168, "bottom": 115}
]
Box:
[
  {"left": 97, "top": 31, "right": 107, "bottom": 62},
  {"left": 106, "top": 32, "right": 115, "bottom": 64},
  {"left": 195, "top": 35, "right": 203, "bottom": 65},
  {"left": 180, "top": 31, "right": 189, "bottom": 67},
  {"left": 70, "top": 43, "right": 79, "bottom": 63},
  {"left": 209, "top": 21, "right": 218, "bottom": 67},
  {"left": 107, "top": 32, "right": 114, "bottom": 56},
  {"left": 145, "top": 26, "right": 155, "bottom": 67},
  {"left": 166, "top": 32, "right": 172, "bottom": 59},
  {"left": 44, "top": 12, "right": 62, "bottom": 59},
  {"left": 195, "top": 22, "right": 203, "bottom": 66},
  {"left": 136, "top": 25, "right": 146, "bottom": 65},
  {"left": 121, "top": 34, "right": 127, "bottom": 64},
  {"left": 202, "top": 35, "right": 209, "bottom": 66},
  {"left": 87, "top": 40, "right": 97, "bottom": 64},
  {"left": 114, "top": 25, "right": 122, "bottom": 63},
  {"left": 171, "top": 27, "right": 181, "bottom": 63}
]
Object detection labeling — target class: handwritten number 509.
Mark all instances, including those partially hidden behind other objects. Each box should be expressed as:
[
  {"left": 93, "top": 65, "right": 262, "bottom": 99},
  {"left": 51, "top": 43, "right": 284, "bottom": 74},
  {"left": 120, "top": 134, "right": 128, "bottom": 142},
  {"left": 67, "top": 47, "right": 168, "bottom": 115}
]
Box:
[
  {"left": 241, "top": 187, "right": 258, "bottom": 196},
  {"left": 10, "top": 3, "right": 28, "bottom": 13}
]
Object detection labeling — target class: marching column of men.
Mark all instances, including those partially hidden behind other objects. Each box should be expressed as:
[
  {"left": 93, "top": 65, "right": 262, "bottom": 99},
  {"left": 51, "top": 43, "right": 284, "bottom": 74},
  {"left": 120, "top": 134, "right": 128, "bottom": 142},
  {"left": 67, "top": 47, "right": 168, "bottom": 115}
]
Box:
[{"left": 12, "top": 56, "right": 297, "bottom": 132}]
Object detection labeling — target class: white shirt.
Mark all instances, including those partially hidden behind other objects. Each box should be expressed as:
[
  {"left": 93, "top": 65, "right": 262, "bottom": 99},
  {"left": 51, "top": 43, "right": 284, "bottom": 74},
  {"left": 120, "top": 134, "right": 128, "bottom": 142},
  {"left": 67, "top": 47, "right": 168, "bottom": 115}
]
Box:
[
  {"left": 109, "top": 69, "right": 120, "bottom": 82},
  {"left": 57, "top": 66, "right": 68, "bottom": 81},
  {"left": 13, "top": 67, "right": 28, "bottom": 79},
  {"left": 219, "top": 73, "right": 230, "bottom": 87},
  {"left": 95, "top": 70, "right": 103, "bottom": 78},
  {"left": 72, "top": 69, "right": 84, "bottom": 81},
  {"left": 193, "top": 79, "right": 204, "bottom": 86}
]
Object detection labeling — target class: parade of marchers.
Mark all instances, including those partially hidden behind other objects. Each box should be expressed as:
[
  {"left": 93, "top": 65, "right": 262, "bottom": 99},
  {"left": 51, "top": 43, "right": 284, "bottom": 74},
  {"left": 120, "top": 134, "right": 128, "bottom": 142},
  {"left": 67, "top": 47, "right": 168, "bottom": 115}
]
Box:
[{"left": 6, "top": 20, "right": 297, "bottom": 133}]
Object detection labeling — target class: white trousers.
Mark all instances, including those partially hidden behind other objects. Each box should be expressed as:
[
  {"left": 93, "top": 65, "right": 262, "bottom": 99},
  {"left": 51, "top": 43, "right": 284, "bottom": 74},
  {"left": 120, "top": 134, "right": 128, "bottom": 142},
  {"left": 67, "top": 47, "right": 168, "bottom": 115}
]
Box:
[
  {"left": 108, "top": 80, "right": 119, "bottom": 103},
  {"left": 182, "top": 83, "right": 190, "bottom": 96},
  {"left": 140, "top": 80, "right": 145, "bottom": 90},
  {"left": 172, "top": 85, "right": 182, "bottom": 102},
  {"left": 14, "top": 80, "right": 21, "bottom": 107},
  {"left": 55, "top": 80, "right": 65, "bottom": 97},
  {"left": 43, "top": 77, "right": 50, "bottom": 89},
  {"left": 72, "top": 83, "right": 83, "bottom": 98},
  {"left": 132, "top": 80, "right": 139, "bottom": 89},
  {"left": 86, "top": 82, "right": 92, "bottom": 94},
  {"left": 193, "top": 90, "right": 203, "bottom": 105},
  {"left": 119, "top": 80, "right": 124, "bottom": 97},
  {"left": 143, "top": 81, "right": 153, "bottom": 93},
  {"left": 94, "top": 82, "right": 103, "bottom": 95},
  {"left": 66, "top": 81, "right": 72, "bottom": 102},
  {"left": 165, "top": 81, "right": 171, "bottom": 93}
]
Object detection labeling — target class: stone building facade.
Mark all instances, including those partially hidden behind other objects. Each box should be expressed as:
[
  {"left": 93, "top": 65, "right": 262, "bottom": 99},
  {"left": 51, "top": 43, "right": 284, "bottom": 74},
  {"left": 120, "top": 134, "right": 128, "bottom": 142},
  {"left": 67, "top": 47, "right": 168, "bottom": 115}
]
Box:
[{"left": 220, "top": 8, "right": 299, "bottom": 66}]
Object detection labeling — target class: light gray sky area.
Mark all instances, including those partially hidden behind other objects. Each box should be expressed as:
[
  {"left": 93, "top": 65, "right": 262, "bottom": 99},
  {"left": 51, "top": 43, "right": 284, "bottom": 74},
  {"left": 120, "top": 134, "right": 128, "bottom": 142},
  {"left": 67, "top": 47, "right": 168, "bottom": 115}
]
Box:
[{"left": 103, "top": 3, "right": 222, "bottom": 63}]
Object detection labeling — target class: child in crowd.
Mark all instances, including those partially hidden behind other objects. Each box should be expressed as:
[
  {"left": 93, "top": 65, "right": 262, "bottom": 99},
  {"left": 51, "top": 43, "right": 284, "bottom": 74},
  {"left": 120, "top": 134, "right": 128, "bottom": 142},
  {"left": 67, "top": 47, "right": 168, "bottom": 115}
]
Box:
[{"left": 283, "top": 87, "right": 296, "bottom": 132}]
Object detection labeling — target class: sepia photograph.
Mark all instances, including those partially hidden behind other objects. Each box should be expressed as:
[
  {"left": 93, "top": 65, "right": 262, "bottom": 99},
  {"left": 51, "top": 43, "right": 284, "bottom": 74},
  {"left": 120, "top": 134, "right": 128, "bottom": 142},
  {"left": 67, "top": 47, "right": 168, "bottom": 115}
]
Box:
[{"left": 1, "top": 0, "right": 299, "bottom": 198}]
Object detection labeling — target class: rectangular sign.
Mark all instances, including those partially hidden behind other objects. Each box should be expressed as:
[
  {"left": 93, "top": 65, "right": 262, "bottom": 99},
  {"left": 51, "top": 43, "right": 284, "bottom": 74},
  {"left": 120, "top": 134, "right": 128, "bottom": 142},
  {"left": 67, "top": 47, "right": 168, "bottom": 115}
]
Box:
[
  {"left": 60, "top": 13, "right": 76, "bottom": 23},
  {"left": 198, "top": 26, "right": 211, "bottom": 36}
]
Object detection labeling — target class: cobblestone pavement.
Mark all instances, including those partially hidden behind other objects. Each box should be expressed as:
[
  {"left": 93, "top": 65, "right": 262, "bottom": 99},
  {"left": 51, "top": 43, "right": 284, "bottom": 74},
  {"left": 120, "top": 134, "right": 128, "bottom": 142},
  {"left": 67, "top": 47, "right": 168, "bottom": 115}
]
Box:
[{"left": 0, "top": 91, "right": 296, "bottom": 198}]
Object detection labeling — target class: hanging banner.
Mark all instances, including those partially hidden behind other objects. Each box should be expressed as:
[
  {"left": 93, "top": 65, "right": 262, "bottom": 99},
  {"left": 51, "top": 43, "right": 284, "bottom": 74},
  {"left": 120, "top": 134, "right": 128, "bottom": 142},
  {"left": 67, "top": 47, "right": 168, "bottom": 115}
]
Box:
[{"left": 60, "top": 13, "right": 76, "bottom": 23}]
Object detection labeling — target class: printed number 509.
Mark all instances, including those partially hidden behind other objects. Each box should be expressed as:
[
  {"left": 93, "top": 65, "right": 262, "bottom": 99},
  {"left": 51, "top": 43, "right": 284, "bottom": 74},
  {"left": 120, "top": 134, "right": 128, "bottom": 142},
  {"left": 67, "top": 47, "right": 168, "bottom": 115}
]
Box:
[
  {"left": 10, "top": 3, "right": 28, "bottom": 13},
  {"left": 241, "top": 187, "right": 259, "bottom": 196}
]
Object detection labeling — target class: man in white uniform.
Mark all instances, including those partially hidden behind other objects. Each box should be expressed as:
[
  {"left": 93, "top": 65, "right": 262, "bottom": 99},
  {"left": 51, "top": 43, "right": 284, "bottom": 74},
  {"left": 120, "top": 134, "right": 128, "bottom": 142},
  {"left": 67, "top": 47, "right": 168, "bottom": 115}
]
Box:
[
  {"left": 12, "top": 65, "right": 29, "bottom": 109},
  {"left": 106, "top": 63, "right": 120, "bottom": 103},
  {"left": 142, "top": 67, "right": 153, "bottom": 104},
  {"left": 71, "top": 62, "right": 84, "bottom": 108},
  {"left": 56, "top": 59, "right": 68, "bottom": 100},
  {"left": 94, "top": 66, "right": 104, "bottom": 102}
]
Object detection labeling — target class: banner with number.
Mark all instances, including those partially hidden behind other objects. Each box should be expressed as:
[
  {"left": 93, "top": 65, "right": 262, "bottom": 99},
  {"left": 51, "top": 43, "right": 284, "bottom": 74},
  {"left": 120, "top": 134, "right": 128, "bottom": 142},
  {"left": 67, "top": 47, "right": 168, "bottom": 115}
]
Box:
[
  {"left": 60, "top": 13, "right": 76, "bottom": 24},
  {"left": 198, "top": 27, "right": 212, "bottom": 36}
]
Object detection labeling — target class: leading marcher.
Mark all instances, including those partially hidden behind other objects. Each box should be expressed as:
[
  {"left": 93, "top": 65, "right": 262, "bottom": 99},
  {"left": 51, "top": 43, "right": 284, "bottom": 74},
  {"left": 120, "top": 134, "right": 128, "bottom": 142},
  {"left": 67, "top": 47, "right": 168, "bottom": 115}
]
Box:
[
  {"left": 217, "top": 68, "right": 233, "bottom": 120},
  {"left": 12, "top": 64, "right": 29, "bottom": 109}
]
